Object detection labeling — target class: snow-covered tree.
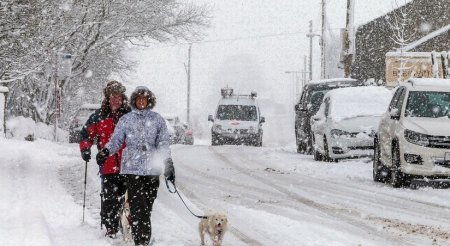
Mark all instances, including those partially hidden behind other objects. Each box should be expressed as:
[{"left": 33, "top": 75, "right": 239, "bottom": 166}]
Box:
[{"left": 0, "top": 0, "right": 209, "bottom": 125}]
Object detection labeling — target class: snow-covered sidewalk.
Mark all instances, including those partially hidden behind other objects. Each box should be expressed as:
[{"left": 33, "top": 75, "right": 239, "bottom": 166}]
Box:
[{"left": 0, "top": 139, "right": 109, "bottom": 246}]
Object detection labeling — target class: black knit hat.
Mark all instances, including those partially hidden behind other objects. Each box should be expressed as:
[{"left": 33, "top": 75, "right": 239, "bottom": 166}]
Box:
[{"left": 103, "top": 80, "right": 126, "bottom": 98}]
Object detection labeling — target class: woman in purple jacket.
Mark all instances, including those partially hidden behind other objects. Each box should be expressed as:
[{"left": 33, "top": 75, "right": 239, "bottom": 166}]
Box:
[{"left": 98, "top": 86, "right": 175, "bottom": 246}]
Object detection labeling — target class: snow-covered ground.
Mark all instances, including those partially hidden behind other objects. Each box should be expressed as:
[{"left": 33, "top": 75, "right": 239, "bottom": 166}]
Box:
[{"left": 1, "top": 136, "right": 450, "bottom": 246}]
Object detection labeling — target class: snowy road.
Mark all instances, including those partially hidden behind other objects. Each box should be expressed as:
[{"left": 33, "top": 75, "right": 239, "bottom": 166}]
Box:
[
  {"left": 1, "top": 138, "right": 450, "bottom": 246},
  {"left": 171, "top": 145, "right": 450, "bottom": 246}
]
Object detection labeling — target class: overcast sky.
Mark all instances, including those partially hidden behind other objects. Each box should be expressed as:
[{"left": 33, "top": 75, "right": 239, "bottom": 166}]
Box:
[{"left": 121, "top": 0, "right": 410, "bottom": 141}]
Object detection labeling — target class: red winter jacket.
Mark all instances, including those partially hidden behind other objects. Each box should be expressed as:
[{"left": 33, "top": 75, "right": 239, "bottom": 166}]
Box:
[{"left": 79, "top": 104, "right": 130, "bottom": 175}]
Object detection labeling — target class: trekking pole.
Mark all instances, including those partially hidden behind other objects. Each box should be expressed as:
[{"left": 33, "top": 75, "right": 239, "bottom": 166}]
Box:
[{"left": 82, "top": 160, "right": 88, "bottom": 223}]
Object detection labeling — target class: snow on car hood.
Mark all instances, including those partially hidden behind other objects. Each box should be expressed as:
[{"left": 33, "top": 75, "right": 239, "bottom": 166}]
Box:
[
  {"left": 402, "top": 117, "right": 450, "bottom": 136},
  {"left": 332, "top": 115, "right": 381, "bottom": 133},
  {"left": 327, "top": 86, "right": 392, "bottom": 122}
]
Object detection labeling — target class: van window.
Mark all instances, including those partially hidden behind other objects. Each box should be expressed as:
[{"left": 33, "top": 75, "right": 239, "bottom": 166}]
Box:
[{"left": 216, "top": 105, "right": 258, "bottom": 121}]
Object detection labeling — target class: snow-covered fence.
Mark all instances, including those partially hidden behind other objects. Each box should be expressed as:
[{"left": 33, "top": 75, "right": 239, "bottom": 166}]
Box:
[{"left": 0, "top": 86, "right": 8, "bottom": 138}]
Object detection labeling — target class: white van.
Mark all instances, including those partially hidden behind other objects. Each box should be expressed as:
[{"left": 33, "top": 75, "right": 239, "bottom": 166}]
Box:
[{"left": 208, "top": 88, "right": 265, "bottom": 146}]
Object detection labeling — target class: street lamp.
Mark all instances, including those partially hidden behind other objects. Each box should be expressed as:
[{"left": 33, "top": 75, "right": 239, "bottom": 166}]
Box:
[{"left": 54, "top": 53, "right": 72, "bottom": 141}]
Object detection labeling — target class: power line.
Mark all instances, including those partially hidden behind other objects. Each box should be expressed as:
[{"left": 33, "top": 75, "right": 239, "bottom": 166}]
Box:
[{"left": 133, "top": 27, "right": 344, "bottom": 50}]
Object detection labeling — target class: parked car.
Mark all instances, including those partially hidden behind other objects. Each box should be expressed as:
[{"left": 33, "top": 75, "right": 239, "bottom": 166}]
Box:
[
  {"left": 163, "top": 115, "right": 194, "bottom": 145},
  {"left": 208, "top": 87, "right": 265, "bottom": 146},
  {"left": 69, "top": 104, "right": 100, "bottom": 143},
  {"left": 180, "top": 122, "right": 194, "bottom": 145},
  {"left": 311, "top": 86, "right": 392, "bottom": 162},
  {"left": 373, "top": 78, "right": 450, "bottom": 187},
  {"left": 294, "top": 78, "right": 363, "bottom": 154}
]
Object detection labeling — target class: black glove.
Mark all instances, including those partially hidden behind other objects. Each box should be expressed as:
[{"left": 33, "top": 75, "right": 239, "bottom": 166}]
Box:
[
  {"left": 164, "top": 158, "right": 175, "bottom": 184},
  {"left": 96, "top": 148, "right": 110, "bottom": 167},
  {"left": 81, "top": 149, "right": 91, "bottom": 162}
]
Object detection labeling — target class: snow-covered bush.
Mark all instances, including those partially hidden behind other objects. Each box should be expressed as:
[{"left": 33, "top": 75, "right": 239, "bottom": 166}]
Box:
[{"left": 6, "top": 116, "right": 67, "bottom": 142}]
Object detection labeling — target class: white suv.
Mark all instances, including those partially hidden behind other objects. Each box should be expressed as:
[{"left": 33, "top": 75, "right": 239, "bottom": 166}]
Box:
[{"left": 373, "top": 79, "right": 450, "bottom": 187}]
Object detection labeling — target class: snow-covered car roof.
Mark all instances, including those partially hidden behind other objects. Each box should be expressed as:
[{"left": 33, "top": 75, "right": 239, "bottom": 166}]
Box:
[
  {"left": 325, "top": 86, "right": 392, "bottom": 121},
  {"left": 0, "top": 86, "right": 8, "bottom": 93},
  {"left": 218, "top": 95, "right": 258, "bottom": 106},
  {"left": 161, "top": 114, "right": 181, "bottom": 127},
  {"left": 404, "top": 78, "right": 450, "bottom": 90},
  {"left": 309, "top": 78, "right": 358, "bottom": 84}
]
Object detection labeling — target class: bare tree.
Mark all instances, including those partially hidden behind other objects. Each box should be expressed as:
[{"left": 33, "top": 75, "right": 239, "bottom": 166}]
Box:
[
  {"left": 1, "top": 0, "right": 209, "bottom": 125},
  {"left": 386, "top": 0, "right": 417, "bottom": 84}
]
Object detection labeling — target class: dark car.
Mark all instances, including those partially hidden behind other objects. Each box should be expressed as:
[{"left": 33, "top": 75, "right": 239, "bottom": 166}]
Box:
[
  {"left": 294, "top": 78, "right": 362, "bottom": 154},
  {"left": 69, "top": 104, "right": 100, "bottom": 143}
]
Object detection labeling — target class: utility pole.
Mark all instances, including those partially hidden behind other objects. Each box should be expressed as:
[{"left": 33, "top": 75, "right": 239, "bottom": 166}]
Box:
[
  {"left": 343, "top": 0, "right": 355, "bottom": 78},
  {"left": 303, "top": 56, "right": 308, "bottom": 87},
  {"left": 186, "top": 44, "right": 192, "bottom": 124},
  {"left": 306, "top": 21, "right": 319, "bottom": 81},
  {"left": 321, "top": 0, "right": 327, "bottom": 79}
]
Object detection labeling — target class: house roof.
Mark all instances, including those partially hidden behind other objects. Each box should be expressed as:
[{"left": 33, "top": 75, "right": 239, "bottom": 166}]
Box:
[{"left": 403, "top": 23, "right": 450, "bottom": 51}]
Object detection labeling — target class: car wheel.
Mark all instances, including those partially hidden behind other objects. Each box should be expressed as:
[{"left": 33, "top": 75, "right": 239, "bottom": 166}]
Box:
[
  {"left": 373, "top": 138, "right": 388, "bottom": 182},
  {"left": 312, "top": 136, "right": 322, "bottom": 161},
  {"left": 306, "top": 135, "right": 313, "bottom": 155},
  {"left": 323, "top": 137, "right": 337, "bottom": 162},
  {"left": 211, "top": 134, "right": 221, "bottom": 146},
  {"left": 256, "top": 133, "right": 263, "bottom": 147},
  {"left": 391, "top": 142, "right": 411, "bottom": 188},
  {"left": 297, "top": 140, "right": 306, "bottom": 153}
]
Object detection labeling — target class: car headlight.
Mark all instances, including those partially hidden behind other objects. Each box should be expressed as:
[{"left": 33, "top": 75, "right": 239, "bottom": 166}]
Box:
[
  {"left": 404, "top": 129, "right": 429, "bottom": 146},
  {"left": 213, "top": 124, "right": 222, "bottom": 133},
  {"left": 330, "top": 129, "right": 351, "bottom": 138}
]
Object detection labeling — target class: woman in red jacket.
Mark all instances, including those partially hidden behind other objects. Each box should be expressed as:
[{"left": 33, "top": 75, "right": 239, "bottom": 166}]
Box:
[{"left": 79, "top": 80, "right": 131, "bottom": 238}]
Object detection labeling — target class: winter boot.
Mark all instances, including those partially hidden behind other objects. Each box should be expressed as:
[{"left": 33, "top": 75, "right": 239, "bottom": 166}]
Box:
[{"left": 105, "top": 228, "right": 118, "bottom": 239}]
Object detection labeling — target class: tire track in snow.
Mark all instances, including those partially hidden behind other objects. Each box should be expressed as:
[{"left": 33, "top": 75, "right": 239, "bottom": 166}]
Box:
[
  {"left": 174, "top": 170, "right": 264, "bottom": 246},
  {"left": 207, "top": 146, "right": 419, "bottom": 246}
]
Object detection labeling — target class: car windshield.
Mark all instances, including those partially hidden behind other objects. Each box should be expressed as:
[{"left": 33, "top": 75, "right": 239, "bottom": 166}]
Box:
[
  {"left": 405, "top": 91, "right": 450, "bottom": 118},
  {"left": 216, "top": 105, "right": 257, "bottom": 121}
]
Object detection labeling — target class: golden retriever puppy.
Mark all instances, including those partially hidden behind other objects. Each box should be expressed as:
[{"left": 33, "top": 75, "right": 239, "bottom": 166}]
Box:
[{"left": 199, "top": 213, "right": 228, "bottom": 246}]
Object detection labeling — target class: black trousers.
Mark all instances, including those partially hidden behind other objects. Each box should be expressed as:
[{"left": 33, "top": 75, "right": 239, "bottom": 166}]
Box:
[
  {"left": 101, "top": 174, "right": 127, "bottom": 232},
  {"left": 124, "top": 175, "right": 160, "bottom": 245}
]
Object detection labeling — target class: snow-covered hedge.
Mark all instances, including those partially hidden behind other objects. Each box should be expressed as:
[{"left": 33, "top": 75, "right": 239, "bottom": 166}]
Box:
[{"left": 6, "top": 116, "right": 67, "bottom": 142}]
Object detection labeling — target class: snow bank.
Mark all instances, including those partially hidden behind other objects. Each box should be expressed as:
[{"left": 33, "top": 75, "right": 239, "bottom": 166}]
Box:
[{"left": 6, "top": 116, "right": 68, "bottom": 142}]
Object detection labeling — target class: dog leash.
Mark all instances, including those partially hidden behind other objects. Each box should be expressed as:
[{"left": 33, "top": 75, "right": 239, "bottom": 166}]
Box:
[{"left": 165, "top": 178, "right": 208, "bottom": 219}]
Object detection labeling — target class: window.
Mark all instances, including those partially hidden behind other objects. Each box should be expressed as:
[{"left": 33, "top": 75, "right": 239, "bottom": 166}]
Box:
[
  {"left": 388, "top": 87, "right": 404, "bottom": 111},
  {"left": 394, "top": 87, "right": 406, "bottom": 111},
  {"left": 405, "top": 91, "right": 450, "bottom": 118},
  {"left": 216, "top": 105, "right": 258, "bottom": 121}
]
